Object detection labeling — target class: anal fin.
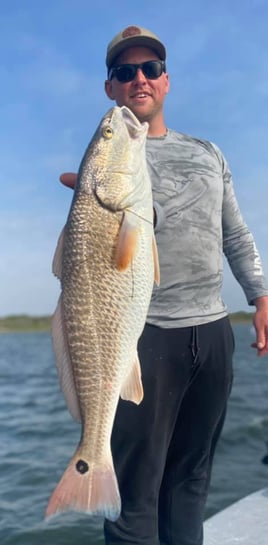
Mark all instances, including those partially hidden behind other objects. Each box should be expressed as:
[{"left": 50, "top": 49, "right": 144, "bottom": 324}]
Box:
[{"left": 120, "top": 354, "right": 144, "bottom": 404}]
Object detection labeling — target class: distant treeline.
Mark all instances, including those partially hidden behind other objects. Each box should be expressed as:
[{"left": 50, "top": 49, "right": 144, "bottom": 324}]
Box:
[
  {"left": 0, "top": 312, "right": 254, "bottom": 333},
  {"left": 0, "top": 315, "right": 52, "bottom": 332}
]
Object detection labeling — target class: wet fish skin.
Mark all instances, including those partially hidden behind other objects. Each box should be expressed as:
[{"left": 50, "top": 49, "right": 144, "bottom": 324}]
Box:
[{"left": 45, "top": 106, "right": 159, "bottom": 522}]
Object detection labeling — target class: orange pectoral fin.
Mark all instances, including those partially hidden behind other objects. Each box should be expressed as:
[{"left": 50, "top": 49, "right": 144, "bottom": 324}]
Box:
[{"left": 114, "top": 211, "right": 138, "bottom": 272}]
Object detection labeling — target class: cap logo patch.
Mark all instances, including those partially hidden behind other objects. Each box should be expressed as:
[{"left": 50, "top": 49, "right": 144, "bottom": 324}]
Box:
[{"left": 122, "top": 26, "right": 142, "bottom": 39}]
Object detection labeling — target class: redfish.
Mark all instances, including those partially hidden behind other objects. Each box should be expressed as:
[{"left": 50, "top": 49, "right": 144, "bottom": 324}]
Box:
[{"left": 46, "top": 106, "right": 159, "bottom": 522}]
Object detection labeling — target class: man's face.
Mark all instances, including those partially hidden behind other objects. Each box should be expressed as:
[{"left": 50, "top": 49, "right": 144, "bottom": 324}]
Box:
[{"left": 105, "top": 47, "right": 169, "bottom": 124}]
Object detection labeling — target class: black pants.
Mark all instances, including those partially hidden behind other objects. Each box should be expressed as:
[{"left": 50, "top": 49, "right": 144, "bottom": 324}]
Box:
[{"left": 104, "top": 317, "right": 234, "bottom": 545}]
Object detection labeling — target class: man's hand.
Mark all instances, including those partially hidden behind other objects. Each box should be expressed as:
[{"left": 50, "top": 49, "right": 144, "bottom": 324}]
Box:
[
  {"left": 60, "top": 172, "right": 77, "bottom": 189},
  {"left": 251, "top": 296, "right": 268, "bottom": 357}
]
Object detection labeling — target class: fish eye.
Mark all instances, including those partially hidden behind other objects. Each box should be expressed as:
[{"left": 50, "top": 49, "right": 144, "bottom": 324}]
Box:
[{"left": 102, "top": 126, "right": 113, "bottom": 139}]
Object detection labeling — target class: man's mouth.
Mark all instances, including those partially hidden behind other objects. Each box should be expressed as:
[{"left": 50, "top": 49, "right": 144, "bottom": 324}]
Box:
[{"left": 131, "top": 92, "right": 150, "bottom": 99}]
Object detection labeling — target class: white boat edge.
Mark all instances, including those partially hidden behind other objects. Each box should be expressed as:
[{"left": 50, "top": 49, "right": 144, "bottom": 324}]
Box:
[{"left": 203, "top": 487, "right": 268, "bottom": 545}]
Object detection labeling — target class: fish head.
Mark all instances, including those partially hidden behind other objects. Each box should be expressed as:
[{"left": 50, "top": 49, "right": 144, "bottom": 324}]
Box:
[{"left": 78, "top": 106, "right": 150, "bottom": 212}]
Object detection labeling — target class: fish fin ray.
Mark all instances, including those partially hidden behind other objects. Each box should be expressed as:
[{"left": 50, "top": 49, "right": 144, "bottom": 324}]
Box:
[
  {"left": 45, "top": 453, "right": 121, "bottom": 522},
  {"left": 120, "top": 353, "right": 144, "bottom": 404},
  {"left": 51, "top": 295, "right": 81, "bottom": 422},
  {"left": 52, "top": 227, "right": 65, "bottom": 279},
  {"left": 152, "top": 234, "right": 160, "bottom": 285},
  {"left": 114, "top": 211, "right": 138, "bottom": 272}
]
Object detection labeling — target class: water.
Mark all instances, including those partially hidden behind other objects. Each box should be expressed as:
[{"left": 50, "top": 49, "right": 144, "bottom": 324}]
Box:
[{"left": 1, "top": 326, "right": 268, "bottom": 544}]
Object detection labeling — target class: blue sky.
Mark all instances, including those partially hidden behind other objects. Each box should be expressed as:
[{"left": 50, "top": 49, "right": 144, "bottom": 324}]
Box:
[{"left": 1, "top": 0, "right": 267, "bottom": 316}]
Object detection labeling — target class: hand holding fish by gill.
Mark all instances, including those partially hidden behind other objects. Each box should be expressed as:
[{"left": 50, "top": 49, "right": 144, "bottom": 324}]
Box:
[{"left": 45, "top": 106, "right": 160, "bottom": 522}]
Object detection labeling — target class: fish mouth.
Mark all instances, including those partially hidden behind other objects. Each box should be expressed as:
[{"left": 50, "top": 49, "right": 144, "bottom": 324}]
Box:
[{"left": 120, "top": 106, "right": 148, "bottom": 137}]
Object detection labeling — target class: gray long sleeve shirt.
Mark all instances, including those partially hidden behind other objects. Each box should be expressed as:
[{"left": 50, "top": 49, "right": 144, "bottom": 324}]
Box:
[{"left": 146, "top": 129, "right": 268, "bottom": 328}]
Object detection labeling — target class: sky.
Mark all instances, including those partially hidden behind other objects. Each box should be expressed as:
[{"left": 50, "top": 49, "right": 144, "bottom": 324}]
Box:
[{"left": 1, "top": 0, "right": 267, "bottom": 316}]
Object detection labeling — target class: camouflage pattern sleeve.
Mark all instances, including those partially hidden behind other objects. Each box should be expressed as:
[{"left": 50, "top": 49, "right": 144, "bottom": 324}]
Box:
[{"left": 212, "top": 143, "right": 268, "bottom": 305}]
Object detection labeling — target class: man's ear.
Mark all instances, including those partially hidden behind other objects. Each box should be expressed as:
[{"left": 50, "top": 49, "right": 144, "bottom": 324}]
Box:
[
  {"left": 105, "top": 80, "right": 114, "bottom": 100},
  {"left": 164, "top": 73, "right": 170, "bottom": 95}
]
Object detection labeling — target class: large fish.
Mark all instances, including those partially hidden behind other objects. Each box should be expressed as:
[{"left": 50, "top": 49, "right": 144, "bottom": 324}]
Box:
[{"left": 45, "top": 106, "right": 159, "bottom": 522}]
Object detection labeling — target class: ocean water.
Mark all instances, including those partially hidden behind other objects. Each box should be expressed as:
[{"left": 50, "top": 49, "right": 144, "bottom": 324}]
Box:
[{"left": 1, "top": 325, "right": 268, "bottom": 545}]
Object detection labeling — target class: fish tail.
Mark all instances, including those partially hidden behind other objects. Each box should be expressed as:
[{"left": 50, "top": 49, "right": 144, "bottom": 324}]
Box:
[{"left": 45, "top": 454, "right": 121, "bottom": 522}]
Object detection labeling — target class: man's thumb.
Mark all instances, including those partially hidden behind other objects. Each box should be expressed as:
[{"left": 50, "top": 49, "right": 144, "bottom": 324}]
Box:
[{"left": 60, "top": 172, "right": 77, "bottom": 188}]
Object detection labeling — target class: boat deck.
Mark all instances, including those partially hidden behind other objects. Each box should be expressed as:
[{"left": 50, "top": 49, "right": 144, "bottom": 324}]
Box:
[{"left": 204, "top": 487, "right": 268, "bottom": 544}]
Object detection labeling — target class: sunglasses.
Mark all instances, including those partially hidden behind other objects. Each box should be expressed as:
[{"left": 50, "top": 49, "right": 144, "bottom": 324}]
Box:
[{"left": 108, "top": 60, "right": 166, "bottom": 83}]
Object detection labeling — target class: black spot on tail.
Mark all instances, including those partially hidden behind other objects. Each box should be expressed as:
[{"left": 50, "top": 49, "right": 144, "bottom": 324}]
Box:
[{"left": 76, "top": 459, "right": 89, "bottom": 474}]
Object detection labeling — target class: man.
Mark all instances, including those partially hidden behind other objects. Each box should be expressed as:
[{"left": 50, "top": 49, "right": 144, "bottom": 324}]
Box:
[{"left": 60, "top": 26, "right": 268, "bottom": 545}]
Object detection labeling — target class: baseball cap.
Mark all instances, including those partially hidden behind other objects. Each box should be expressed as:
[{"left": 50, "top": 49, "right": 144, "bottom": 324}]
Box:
[{"left": 106, "top": 25, "right": 166, "bottom": 69}]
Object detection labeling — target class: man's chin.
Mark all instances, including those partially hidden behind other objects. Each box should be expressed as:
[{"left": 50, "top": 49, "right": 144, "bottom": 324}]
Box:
[
  {"left": 128, "top": 107, "right": 152, "bottom": 124},
  {"left": 116, "top": 100, "right": 153, "bottom": 124}
]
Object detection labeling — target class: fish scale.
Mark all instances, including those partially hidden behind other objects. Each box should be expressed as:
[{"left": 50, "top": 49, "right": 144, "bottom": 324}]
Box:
[{"left": 46, "top": 105, "right": 159, "bottom": 522}]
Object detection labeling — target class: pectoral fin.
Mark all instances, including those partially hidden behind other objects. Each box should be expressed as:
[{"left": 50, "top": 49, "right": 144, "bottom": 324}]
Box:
[
  {"left": 114, "top": 211, "right": 138, "bottom": 272},
  {"left": 120, "top": 353, "right": 144, "bottom": 404}
]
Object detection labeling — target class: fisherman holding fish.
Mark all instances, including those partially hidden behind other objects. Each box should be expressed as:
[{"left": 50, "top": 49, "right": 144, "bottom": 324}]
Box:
[{"left": 51, "top": 25, "right": 268, "bottom": 545}]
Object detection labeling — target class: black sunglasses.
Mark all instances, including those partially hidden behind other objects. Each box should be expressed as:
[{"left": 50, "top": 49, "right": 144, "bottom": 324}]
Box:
[{"left": 108, "top": 60, "right": 166, "bottom": 83}]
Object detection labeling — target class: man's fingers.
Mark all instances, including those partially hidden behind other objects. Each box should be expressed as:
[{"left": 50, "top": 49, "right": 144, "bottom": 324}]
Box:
[
  {"left": 60, "top": 172, "right": 77, "bottom": 189},
  {"left": 251, "top": 341, "right": 268, "bottom": 357}
]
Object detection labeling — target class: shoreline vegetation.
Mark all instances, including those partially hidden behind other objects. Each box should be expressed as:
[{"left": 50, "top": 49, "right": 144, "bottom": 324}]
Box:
[{"left": 0, "top": 312, "right": 255, "bottom": 333}]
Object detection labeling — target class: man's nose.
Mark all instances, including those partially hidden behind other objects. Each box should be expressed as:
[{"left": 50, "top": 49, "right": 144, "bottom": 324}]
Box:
[{"left": 133, "top": 67, "right": 147, "bottom": 83}]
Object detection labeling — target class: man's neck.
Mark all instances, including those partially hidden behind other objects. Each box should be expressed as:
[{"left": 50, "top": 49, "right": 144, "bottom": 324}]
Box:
[{"left": 146, "top": 112, "right": 167, "bottom": 137}]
